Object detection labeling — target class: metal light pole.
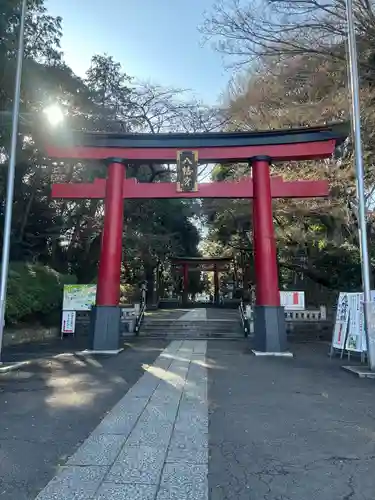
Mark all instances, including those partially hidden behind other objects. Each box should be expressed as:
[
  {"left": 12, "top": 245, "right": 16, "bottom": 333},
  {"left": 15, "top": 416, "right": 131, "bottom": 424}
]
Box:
[
  {"left": 345, "top": 0, "right": 375, "bottom": 369},
  {"left": 0, "top": 0, "right": 27, "bottom": 362}
]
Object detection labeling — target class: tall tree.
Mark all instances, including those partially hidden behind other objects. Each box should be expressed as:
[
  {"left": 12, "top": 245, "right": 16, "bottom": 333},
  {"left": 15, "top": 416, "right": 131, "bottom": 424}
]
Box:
[
  {"left": 201, "top": 0, "right": 375, "bottom": 68},
  {"left": 202, "top": 51, "right": 375, "bottom": 300}
]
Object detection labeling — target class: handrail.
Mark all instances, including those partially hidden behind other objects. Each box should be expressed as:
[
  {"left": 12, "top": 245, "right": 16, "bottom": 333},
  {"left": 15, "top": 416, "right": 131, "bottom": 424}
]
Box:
[
  {"left": 239, "top": 301, "right": 250, "bottom": 337},
  {"left": 134, "top": 301, "right": 146, "bottom": 336}
]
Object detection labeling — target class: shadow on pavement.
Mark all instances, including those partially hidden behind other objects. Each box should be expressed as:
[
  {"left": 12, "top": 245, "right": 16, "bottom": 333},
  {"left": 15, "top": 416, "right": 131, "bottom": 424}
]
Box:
[
  {"left": 2, "top": 335, "right": 90, "bottom": 363},
  {"left": 0, "top": 338, "right": 167, "bottom": 500}
]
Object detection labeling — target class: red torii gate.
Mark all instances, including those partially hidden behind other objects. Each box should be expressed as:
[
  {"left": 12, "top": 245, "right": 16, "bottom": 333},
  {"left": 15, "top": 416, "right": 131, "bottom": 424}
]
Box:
[
  {"left": 170, "top": 256, "right": 233, "bottom": 304},
  {"left": 46, "top": 123, "right": 347, "bottom": 353}
]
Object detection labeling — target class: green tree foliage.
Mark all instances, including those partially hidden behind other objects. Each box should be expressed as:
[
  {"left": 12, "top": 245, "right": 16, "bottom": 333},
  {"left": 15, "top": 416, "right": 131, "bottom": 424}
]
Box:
[
  {"left": 201, "top": 0, "right": 375, "bottom": 302},
  {"left": 5, "top": 262, "right": 76, "bottom": 324},
  {"left": 0, "top": 0, "right": 203, "bottom": 321}
]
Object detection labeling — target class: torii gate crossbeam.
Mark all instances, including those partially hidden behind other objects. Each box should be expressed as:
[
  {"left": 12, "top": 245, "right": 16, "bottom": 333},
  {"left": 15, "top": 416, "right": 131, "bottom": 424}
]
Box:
[{"left": 51, "top": 177, "right": 329, "bottom": 199}]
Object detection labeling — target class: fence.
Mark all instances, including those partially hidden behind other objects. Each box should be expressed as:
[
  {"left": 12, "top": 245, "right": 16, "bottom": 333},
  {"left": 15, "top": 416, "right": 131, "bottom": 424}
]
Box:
[{"left": 246, "top": 305, "right": 332, "bottom": 340}]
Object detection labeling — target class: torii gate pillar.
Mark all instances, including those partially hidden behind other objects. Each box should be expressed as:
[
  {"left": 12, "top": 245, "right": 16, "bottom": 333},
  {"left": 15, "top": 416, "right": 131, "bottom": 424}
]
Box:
[
  {"left": 252, "top": 157, "right": 286, "bottom": 352},
  {"left": 89, "top": 159, "right": 124, "bottom": 352}
]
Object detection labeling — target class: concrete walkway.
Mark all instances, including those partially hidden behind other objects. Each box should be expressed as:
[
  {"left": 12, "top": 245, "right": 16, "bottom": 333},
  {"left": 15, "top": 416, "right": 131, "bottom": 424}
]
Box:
[{"left": 34, "top": 341, "right": 208, "bottom": 500}]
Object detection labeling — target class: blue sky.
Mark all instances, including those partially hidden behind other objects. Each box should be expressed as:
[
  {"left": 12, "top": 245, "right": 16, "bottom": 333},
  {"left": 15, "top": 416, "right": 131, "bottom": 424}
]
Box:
[{"left": 45, "top": 0, "right": 230, "bottom": 104}]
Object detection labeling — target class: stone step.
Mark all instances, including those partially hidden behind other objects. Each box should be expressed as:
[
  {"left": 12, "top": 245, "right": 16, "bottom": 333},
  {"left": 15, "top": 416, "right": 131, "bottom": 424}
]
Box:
[
  {"left": 141, "top": 332, "right": 242, "bottom": 338},
  {"left": 140, "top": 312, "right": 244, "bottom": 338},
  {"left": 140, "top": 323, "right": 243, "bottom": 336},
  {"left": 139, "top": 331, "right": 244, "bottom": 339},
  {"left": 141, "top": 327, "right": 242, "bottom": 334},
  {"left": 144, "top": 318, "right": 240, "bottom": 321},
  {"left": 141, "top": 321, "right": 241, "bottom": 328},
  {"left": 142, "top": 320, "right": 241, "bottom": 327}
]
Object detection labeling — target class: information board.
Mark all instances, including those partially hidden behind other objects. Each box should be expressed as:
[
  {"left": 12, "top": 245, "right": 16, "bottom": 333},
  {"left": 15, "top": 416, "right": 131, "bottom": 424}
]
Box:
[{"left": 62, "top": 285, "right": 97, "bottom": 311}]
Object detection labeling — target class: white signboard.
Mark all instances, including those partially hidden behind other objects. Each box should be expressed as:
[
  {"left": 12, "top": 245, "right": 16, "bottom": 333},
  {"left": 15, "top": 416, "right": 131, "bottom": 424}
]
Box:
[
  {"left": 346, "top": 293, "right": 362, "bottom": 352},
  {"left": 332, "top": 291, "right": 375, "bottom": 353},
  {"left": 359, "top": 290, "right": 375, "bottom": 352},
  {"left": 246, "top": 305, "right": 253, "bottom": 319},
  {"left": 332, "top": 292, "right": 350, "bottom": 350},
  {"left": 360, "top": 295, "right": 366, "bottom": 352},
  {"left": 245, "top": 305, "right": 254, "bottom": 334},
  {"left": 280, "top": 291, "right": 305, "bottom": 311},
  {"left": 61, "top": 310, "right": 76, "bottom": 334},
  {"left": 63, "top": 285, "right": 97, "bottom": 311}
]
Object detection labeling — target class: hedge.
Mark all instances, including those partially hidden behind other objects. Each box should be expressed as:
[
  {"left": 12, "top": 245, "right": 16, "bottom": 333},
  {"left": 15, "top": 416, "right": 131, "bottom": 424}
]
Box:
[{"left": 5, "top": 262, "right": 76, "bottom": 325}]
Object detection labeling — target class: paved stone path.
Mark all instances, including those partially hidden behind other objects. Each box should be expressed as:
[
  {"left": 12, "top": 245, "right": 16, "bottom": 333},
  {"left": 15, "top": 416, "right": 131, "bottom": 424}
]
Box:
[{"left": 34, "top": 340, "right": 208, "bottom": 500}]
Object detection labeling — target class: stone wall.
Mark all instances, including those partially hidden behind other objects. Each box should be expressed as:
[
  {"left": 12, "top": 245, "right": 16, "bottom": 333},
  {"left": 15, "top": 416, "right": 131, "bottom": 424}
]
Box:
[{"left": 286, "top": 321, "right": 333, "bottom": 341}]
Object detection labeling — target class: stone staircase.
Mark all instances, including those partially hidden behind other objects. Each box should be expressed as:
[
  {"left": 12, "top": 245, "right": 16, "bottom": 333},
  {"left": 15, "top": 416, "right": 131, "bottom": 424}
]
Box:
[{"left": 139, "top": 310, "right": 244, "bottom": 339}]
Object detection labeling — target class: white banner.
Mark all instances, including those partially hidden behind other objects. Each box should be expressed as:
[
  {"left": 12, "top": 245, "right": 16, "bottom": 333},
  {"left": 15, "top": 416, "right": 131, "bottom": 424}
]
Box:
[
  {"left": 360, "top": 290, "right": 375, "bottom": 352},
  {"left": 360, "top": 295, "right": 366, "bottom": 352},
  {"left": 246, "top": 305, "right": 253, "bottom": 319},
  {"left": 61, "top": 310, "right": 76, "bottom": 334},
  {"left": 332, "top": 292, "right": 350, "bottom": 350},
  {"left": 280, "top": 291, "right": 305, "bottom": 311},
  {"left": 346, "top": 293, "right": 362, "bottom": 352}
]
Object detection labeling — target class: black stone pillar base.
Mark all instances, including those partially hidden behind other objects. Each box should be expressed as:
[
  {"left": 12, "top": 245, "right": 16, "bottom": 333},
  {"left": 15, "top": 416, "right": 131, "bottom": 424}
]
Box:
[
  {"left": 89, "top": 306, "right": 121, "bottom": 352},
  {"left": 254, "top": 305, "right": 287, "bottom": 352}
]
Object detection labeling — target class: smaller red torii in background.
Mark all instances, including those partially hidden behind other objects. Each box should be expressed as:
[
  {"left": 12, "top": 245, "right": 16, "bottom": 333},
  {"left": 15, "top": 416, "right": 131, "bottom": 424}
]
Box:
[
  {"left": 170, "top": 257, "right": 233, "bottom": 305},
  {"left": 46, "top": 123, "right": 347, "bottom": 354}
]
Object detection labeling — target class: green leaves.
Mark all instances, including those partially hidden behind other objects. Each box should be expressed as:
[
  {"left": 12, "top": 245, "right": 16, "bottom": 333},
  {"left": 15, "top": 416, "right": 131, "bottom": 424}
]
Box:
[
  {"left": 5, "top": 262, "right": 76, "bottom": 324},
  {"left": 0, "top": 0, "right": 207, "bottom": 313}
]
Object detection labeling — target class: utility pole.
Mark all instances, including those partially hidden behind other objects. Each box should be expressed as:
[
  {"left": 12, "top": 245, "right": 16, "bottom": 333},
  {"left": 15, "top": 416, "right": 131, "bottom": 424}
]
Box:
[
  {"left": 345, "top": 0, "right": 375, "bottom": 368},
  {"left": 0, "top": 0, "right": 27, "bottom": 362}
]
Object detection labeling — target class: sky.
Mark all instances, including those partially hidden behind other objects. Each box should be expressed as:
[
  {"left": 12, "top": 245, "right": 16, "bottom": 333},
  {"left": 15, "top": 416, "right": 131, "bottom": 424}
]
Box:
[{"left": 45, "top": 0, "right": 230, "bottom": 104}]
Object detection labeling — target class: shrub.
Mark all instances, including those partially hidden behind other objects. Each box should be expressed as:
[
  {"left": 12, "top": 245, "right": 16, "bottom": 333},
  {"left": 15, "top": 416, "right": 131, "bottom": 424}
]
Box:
[{"left": 5, "top": 262, "right": 77, "bottom": 325}]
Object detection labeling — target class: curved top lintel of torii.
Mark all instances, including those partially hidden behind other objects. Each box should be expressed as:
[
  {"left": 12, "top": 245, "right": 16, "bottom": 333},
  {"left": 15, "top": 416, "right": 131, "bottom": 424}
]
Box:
[{"left": 44, "top": 122, "right": 349, "bottom": 163}]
